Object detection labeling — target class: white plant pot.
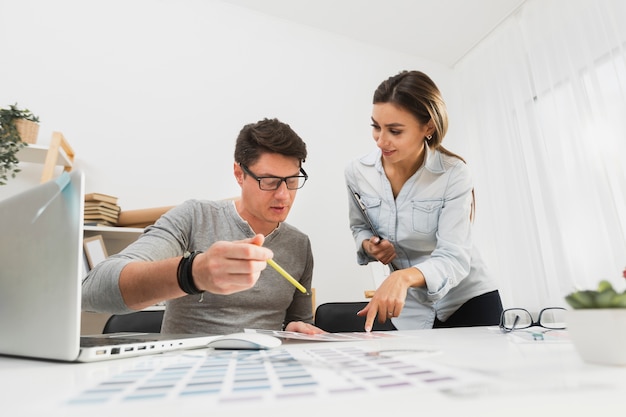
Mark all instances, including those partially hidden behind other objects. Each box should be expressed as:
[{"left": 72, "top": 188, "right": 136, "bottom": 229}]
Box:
[{"left": 566, "top": 309, "right": 626, "bottom": 366}]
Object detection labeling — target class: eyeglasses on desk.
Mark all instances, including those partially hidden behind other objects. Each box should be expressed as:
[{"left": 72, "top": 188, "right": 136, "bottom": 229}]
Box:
[{"left": 499, "top": 307, "right": 567, "bottom": 332}]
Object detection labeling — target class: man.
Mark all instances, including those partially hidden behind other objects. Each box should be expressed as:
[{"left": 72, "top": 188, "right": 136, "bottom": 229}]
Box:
[{"left": 82, "top": 118, "right": 323, "bottom": 335}]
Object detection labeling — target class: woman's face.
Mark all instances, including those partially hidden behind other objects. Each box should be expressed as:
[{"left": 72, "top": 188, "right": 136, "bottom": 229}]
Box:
[{"left": 371, "top": 102, "right": 432, "bottom": 164}]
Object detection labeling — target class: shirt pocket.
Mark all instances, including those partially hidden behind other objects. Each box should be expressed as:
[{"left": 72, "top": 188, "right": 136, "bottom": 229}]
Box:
[
  {"left": 359, "top": 195, "right": 382, "bottom": 231},
  {"left": 411, "top": 199, "right": 443, "bottom": 234}
]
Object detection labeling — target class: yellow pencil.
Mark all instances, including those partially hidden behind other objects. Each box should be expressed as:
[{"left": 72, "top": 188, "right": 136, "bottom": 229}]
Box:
[{"left": 266, "top": 258, "right": 308, "bottom": 294}]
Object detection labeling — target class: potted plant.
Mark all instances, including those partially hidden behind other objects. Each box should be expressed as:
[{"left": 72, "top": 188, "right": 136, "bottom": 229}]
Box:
[
  {"left": 565, "top": 268, "right": 626, "bottom": 366},
  {"left": 0, "top": 103, "right": 40, "bottom": 185}
]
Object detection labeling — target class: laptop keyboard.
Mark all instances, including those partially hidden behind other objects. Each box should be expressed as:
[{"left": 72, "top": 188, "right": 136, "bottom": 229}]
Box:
[{"left": 80, "top": 336, "right": 156, "bottom": 347}]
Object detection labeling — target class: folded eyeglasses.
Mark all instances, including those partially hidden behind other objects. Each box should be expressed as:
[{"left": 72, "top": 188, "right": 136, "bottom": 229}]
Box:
[{"left": 499, "top": 307, "right": 567, "bottom": 332}]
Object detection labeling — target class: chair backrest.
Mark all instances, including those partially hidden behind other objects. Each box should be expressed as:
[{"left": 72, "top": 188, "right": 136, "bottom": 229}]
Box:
[
  {"left": 102, "top": 310, "right": 164, "bottom": 334},
  {"left": 314, "top": 302, "right": 396, "bottom": 332}
]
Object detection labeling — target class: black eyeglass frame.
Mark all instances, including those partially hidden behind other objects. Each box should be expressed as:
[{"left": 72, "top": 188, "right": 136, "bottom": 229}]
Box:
[
  {"left": 499, "top": 307, "right": 567, "bottom": 332},
  {"left": 239, "top": 163, "right": 308, "bottom": 191}
]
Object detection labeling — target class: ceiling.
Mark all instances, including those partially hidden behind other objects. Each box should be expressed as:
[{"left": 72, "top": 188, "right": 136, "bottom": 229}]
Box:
[{"left": 219, "top": 0, "right": 527, "bottom": 68}]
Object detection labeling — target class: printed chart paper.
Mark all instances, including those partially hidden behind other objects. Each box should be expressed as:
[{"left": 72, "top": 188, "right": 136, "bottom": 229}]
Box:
[{"left": 65, "top": 346, "right": 488, "bottom": 408}]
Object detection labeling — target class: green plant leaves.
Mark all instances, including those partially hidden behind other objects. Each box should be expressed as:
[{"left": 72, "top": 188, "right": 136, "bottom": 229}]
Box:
[
  {"left": 565, "top": 279, "right": 626, "bottom": 309},
  {"left": 0, "top": 103, "right": 38, "bottom": 185}
]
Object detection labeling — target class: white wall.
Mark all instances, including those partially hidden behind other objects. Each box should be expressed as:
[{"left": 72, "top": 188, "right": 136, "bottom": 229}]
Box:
[{"left": 0, "top": 0, "right": 454, "bottom": 306}]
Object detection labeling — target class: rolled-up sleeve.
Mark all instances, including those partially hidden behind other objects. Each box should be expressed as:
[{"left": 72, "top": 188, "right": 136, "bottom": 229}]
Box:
[{"left": 82, "top": 257, "right": 135, "bottom": 313}]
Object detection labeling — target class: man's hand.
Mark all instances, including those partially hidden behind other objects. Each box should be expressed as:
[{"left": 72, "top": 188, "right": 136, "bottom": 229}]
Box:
[
  {"left": 192, "top": 234, "right": 273, "bottom": 294},
  {"left": 285, "top": 321, "right": 326, "bottom": 334}
]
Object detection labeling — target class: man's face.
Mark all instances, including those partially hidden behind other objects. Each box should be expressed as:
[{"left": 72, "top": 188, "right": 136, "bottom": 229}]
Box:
[{"left": 234, "top": 152, "right": 302, "bottom": 236}]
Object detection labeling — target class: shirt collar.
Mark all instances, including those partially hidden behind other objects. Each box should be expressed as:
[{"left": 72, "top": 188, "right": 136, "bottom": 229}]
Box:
[
  {"left": 423, "top": 144, "right": 446, "bottom": 174},
  {"left": 229, "top": 199, "right": 282, "bottom": 237}
]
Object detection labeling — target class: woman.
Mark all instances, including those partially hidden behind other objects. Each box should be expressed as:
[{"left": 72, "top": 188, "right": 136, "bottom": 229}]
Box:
[{"left": 345, "top": 70, "right": 502, "bottom": 331}]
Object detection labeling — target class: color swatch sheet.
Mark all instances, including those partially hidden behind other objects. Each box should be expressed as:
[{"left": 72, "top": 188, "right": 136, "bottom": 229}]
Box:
[
  {"left": 67, "top": 345, "right": 487, "bottom": 408},
  {"left": 246, "top": 328, "right": 402, "bottom": 341}
]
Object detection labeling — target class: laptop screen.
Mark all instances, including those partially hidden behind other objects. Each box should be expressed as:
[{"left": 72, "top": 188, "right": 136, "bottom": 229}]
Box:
[{"left": 0, "top": 170, "right": 84, "bottom": 360}]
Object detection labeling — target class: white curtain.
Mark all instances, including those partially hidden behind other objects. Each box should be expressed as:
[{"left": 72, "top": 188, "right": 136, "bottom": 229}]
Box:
[{"left": 455, "top": 0, "right": 626, "bottom": 311}]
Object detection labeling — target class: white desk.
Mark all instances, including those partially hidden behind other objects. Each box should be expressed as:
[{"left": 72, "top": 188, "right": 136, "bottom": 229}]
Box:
[{"left": 1, "top": 327, "right": 623, "bottom": 416}]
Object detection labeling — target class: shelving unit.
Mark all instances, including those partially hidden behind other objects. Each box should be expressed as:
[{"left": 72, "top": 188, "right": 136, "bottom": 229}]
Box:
[
  {"left": 84, "top": 225, "right": 145, "bottom": 255},
  {"left": 81, "top": 225, "right": 147, "bottom": 335},
  {"left": 17, "top": 144, "right": 71, "bottom": 166},
  {"left": 16, "top": 131, "right": 75, "bottom": 182},
  {"left": 14, "top": 134, "right": 152, "bottom": 334}
]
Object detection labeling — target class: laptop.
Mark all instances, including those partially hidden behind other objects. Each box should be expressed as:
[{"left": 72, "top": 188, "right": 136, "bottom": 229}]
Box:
[{"left": 0, "top": 170, "right": 216, "bottom": 362}]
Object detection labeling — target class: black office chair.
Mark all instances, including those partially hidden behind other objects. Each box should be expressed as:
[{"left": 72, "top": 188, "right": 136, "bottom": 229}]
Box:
[
  {"left": 314, "top": 302, "right": 396, "bottom": 332},
  {"left": 102, "top": 310, "right": 164, "bottom": 334}
]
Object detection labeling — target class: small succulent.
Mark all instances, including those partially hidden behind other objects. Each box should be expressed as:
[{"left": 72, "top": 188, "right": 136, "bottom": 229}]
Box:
[{"left": 565, "top": 268, "right": 626, "bottom": 309}]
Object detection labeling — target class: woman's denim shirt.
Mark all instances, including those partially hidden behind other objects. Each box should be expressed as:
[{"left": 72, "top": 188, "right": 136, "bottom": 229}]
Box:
[{"left": 345, "top": 145, "right": 497, "bottom": 329}]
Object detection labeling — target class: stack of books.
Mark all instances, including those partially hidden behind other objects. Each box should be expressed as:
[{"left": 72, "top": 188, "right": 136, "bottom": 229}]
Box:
[{"left": 84, "top": 193, "right": 120, "bottom": 226}]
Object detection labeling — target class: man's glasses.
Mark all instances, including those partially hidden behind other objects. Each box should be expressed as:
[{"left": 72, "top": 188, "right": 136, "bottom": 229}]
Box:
[
  {"left": 499, "top": 307, "right": 567, "bottom": 332},
  {"left": 239, "top": 163, "right": 308, "bottom": 191}
]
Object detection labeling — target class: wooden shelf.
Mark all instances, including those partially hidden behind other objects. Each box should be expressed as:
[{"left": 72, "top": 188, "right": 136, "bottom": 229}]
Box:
[
  {"left": 17, "top": 144, "right": 72, "bottom": 167},
  {"left": 16, "top": 132, "right": 75, "bottom": 182},
  {"left": 84, "top": 225, "right": 145, "bottom": 241},
  {"left": 84, "top": 225, "right": 145, "bottom": 255}
]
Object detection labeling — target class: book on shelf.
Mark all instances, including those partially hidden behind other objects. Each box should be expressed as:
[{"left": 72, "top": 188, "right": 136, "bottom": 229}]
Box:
[
  {"left": 84, "top": 220, "right": 116, "bottom": 227},
  {"left": 84, "top": 201, "right": 121, "bottom": 212},
  {"left": 84, "top": 192, "right": 118, "bottom": 205},
  {"left": 84, "top": 212, "right": 119, "bottom": 224},
  {"left": 84, "top": 206, "right": 120, "bottom": 217}
]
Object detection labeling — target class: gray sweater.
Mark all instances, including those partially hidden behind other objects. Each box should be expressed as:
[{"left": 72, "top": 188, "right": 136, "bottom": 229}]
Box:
[{"left": 82, "top": 199, "right": 314, "bottom": 334}]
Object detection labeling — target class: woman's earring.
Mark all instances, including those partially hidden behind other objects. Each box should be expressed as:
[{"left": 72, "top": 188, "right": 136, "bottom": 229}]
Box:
[{"left": 426, "top": 135, "right": 433, "bottom": 141}]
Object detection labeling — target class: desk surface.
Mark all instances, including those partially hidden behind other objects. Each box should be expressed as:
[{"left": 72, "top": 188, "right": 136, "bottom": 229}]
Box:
[{"left": 2, "top": 327, "right": 623, "bottom": 416}]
